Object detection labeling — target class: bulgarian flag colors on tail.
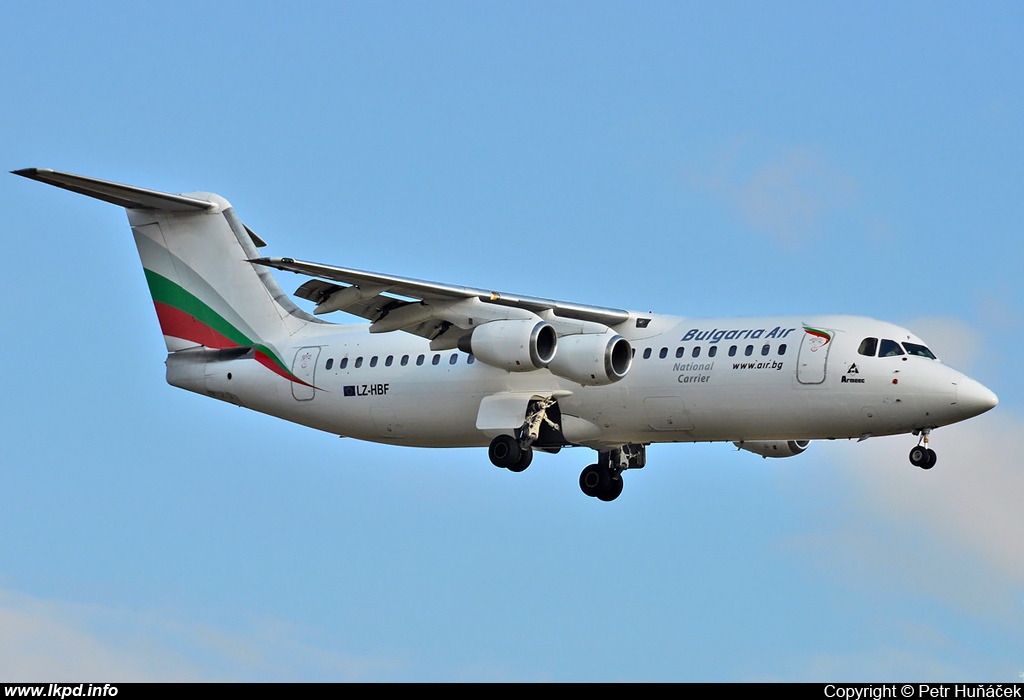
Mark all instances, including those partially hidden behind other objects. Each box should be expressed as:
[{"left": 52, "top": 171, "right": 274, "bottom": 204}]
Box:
[{"left": 144, "top": 268, "right": 313, "bottom": 387}]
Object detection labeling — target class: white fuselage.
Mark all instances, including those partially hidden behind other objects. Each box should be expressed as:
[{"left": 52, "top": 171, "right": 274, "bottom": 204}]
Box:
[{"left": 171, "top": 312, "right": 989, "bottom": 450}]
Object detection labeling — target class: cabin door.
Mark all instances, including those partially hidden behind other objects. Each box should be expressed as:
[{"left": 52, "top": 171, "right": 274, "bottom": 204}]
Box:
[
  {"left": 796, "top": 328, "right": 834, "bottom": 385},
  {"left": 291, "top": 347, "right": 321, "bottom": 400}
]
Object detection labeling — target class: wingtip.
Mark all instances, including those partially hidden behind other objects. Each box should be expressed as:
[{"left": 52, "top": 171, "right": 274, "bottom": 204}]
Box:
[{"left": 12, "top": 168, "right": 58, "bottom": 180}]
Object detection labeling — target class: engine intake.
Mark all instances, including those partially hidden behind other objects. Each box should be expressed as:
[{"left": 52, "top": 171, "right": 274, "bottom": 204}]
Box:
[
  {"left": 547, "top": 333, "right": 632, "bottom": 386},
  {"left": 734, "top": 440, "right": 811, "bottom": 458},
  {"left": 458, "top": 319, "right": 557, "bottom": 372}
]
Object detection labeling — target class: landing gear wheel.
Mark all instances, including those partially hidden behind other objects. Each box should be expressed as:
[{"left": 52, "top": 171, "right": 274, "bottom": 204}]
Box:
[
  {"left": 579, "top": 463, "right": 610, "bottom": 498},
  {"left": 597, "top": 475, "right": 624, "bottom": 502},
  {"left": 489, "top": 435, "right": 522, "bottom": 469},
  {"left": 909, "top": 445, "right": 929, "bottom": 468},
  {"left": 507, "top": 446, "right": 533, "bottom": 473},
  {"left": 922, "top": 448, "right": 937, "bottom": 470}
]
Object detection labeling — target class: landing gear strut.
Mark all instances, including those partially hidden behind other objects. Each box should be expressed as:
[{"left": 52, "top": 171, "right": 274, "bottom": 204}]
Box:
[
  {"left": 909, "top": 429, "right": 937, "bottom": 470},
  {"left": 578, "top": 444, "right": 645, "bottom": 502},
  {"left": 521, "top": 396, "right": 561, "bottom": 450},
  {"left": 486, "top": 397, "right": 562, "bottom": 473}
]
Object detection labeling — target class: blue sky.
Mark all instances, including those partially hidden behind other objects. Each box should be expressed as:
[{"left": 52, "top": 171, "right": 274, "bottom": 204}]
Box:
[{"left": 1, "top": 1, "right": 1022, "bottom": 681}]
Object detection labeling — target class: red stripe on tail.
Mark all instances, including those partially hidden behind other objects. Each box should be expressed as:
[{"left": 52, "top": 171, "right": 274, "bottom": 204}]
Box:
[{"left": 153, "top": 302, "right": 238, "bottom": 349}]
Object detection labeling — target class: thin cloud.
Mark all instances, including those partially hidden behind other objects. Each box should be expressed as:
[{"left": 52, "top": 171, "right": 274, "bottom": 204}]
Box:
[
  {"left": 0, "top": 589, "right": 403, "bottom": 681},
  {"left": 784, "top": 646, "right": 971, "bottom": 682},
  {"left": 0, "top": 591, "right": 198, "bottom": 681},
  {"left": 787, "top": 317, "right": 1020, "bottom": 616},
  {"left": 904, "top": 316, "right": 982, "bottom": 373},
  {"left": 687, "top": 139, "right": 857, "bottom": 244},
  {"left": 839, "top": 413, "right": 1023, "bottom": 589}
]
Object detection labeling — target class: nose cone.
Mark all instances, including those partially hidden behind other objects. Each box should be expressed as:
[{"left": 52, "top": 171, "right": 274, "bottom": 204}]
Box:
[{"left": 956, "top": 377, "right": 999, "bottom": 418}]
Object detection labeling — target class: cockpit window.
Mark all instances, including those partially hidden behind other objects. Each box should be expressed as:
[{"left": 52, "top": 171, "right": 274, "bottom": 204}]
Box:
[
  {"left": 878, "top": 339, "right": 905, "bottom": 357},
  {"left": 858, "top": 338, "right": 878, "bottom": 356},
  {"left": 902, "top": 342, "right": 937, "bottom": 359}
]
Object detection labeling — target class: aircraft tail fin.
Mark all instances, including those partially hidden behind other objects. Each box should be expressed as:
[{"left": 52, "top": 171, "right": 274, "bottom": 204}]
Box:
[{"left": 14, "top": 169, "right": 317, "bottom": 365}]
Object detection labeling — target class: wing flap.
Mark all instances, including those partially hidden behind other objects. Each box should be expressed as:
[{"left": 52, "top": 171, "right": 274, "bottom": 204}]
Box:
[{"left": 294, "top": 279, "right": 342, "bottom": 305}]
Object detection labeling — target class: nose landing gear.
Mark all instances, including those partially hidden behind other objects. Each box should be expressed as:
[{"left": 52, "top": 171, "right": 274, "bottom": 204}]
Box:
[{"left": 909, "top": 429, "right": 937, "bottom": 470}]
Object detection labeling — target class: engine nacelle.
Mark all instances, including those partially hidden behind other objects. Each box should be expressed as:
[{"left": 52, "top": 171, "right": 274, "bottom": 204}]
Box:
[
  {"left": 546, "top": 333, "right": 632, "bottom": 386},
  {"left": 457, "top": 319, "right": 557, "bottom": 372},
  {"left": 734, "top": 440, "right": 811, "bottom": 458}
]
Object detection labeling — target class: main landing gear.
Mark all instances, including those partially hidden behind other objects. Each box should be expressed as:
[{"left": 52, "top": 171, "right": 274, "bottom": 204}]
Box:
[
  {"left": 485, "top": 396, "right": 646, "bottom": 502},
  {"left": 908, "top": 428, "right": 937, "bottom": 470},
  {"left": 579, "top": 463, "right": 622, "bottom": 501},
  {"left": 579, "top": 444, "right": 646, "bottom": 502},
  {"left": 487, "top": 396, "right": 561, "bottom": 473},
  {"left": 488, "top": 434, "right": 533, "bottom": 472}
]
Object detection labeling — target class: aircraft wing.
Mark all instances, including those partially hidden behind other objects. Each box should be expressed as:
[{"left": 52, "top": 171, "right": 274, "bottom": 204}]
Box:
[{"left": 250, "top": 256, "right": 631, "bottom": 348}]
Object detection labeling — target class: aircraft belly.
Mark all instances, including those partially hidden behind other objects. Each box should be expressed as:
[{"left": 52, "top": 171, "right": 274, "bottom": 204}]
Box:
[
  {"left": 305, "top": 357, "right": 510, "bottom": 446},
  {"left": 610, "top": 367, "right": 867, "bottom": 442}
]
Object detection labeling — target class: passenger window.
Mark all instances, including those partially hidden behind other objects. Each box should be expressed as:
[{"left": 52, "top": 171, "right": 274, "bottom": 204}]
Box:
[
  {"left": 340, "top": 358, "right": 348, "bottom": 369},
  {"left": 385, "top": 355, "right": 394, "bottom": 367},
  {"left": 355, "top": 357, "right": 363, "bottom": 368},
  {"left": 692, "top": 346, "right": 701, "bottom": 358},
  {"left": 449, "top": 354, "right": 457, "bottom": 365},
  {"left": 432, "top": 354, "right": 441, "bottom": 365},
  {"left": 467, "top": 355, "right": 475, "bottom": 365},
  {"left": 416, "top": 354, "right": 425, "bottom": 366},
  {"left": 902, "top": 342, "right": 937, "bottom": 359},
  {"left": 879, "top": 339, "right": 905, "bottom": 357},
  {"left": 401, "top": 355, "right": 409, "bottom": 366},
  {"left": 858, "top": 338, "right": 878, "bottom": 357},
  {"left": 659, "top": 347, "right": 668, "bottom": 359},
  {"left": 708, "top": 346, "right": 717, "bottom": 358},
  {"left": 761, "top": 344, "right": 770, "bottom": 356},
  {"left": 325, "top": 358, "right": 334, "bottom": 370},
  {"left": 370, "top": 356, "right": 378, "bottom": 368},
  {"left": 643, "top": 348, "right": 652, "bottom": 360},
  {"left": 745, "top": 345, "right": 753, "bottom": 356},
  {"left": 778, "top": 344, "right": 787, "bottom": 356},
  {"left": 728, "top": 345, "right": 737, "bottom": 357},
  {"left": 676, "top": 347, "right": 685, "bottom": 358}
]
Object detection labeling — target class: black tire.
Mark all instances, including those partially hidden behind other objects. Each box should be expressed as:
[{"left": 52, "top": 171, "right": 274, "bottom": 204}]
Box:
[
  {"left": 507, "top": 446, "right": 534, "bottom": 473},
  {"left": 597, "top": 475, "right": 624, "bottom": 502},
  {"left": 922, "top": 448, "right": 937, "bottom": 470},
  {"left": 909, "top": 445, "right": 929, "bottom": 468},
  {"left": 488, "top": 435, "right": 521, "bottom": 469},
  {"left": 579, "top": 463, "right": 610, "bottom": 498}
]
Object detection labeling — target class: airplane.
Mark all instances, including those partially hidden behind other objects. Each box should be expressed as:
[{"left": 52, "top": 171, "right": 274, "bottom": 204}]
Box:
[{"left": 13, "top": 168, "right": 999, "bottom": 502}]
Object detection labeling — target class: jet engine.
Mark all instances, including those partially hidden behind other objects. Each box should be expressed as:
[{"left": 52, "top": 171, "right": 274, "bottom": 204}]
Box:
[
  {"left": 457, "top": 319, "right": 557, "bottom": 372},
  {"left": 546, "top": 333, "right": 632, "bottom": 386},
  {"left": 734, "top": 440, "right": 811, "bottom": 458}
]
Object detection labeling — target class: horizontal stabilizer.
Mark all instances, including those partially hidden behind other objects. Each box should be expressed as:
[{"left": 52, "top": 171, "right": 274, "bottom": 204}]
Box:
[{"left": 12, "top": 168, "right": 215, "bottom": 212}]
